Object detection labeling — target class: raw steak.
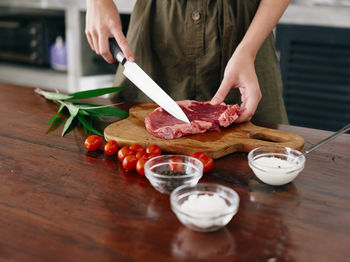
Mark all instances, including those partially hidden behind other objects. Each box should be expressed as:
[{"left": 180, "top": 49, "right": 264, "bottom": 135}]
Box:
[{"left": 145, "top": 100, "right": 240, "bottom": 139}]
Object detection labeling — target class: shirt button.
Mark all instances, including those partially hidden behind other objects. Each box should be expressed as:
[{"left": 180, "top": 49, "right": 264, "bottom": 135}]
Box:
[{"left": 191, "top": 10, "right": 201, "bottom": 22}]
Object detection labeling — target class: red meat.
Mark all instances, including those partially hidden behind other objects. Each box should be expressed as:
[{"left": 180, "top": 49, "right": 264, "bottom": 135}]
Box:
[{"left": 145, "top": 100, "right": 240, "bottom": 139}]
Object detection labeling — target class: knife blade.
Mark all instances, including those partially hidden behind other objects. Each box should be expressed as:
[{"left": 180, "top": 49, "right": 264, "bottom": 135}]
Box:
[{"left": 109, "top": 38, "right": 190, "bottom": 124}]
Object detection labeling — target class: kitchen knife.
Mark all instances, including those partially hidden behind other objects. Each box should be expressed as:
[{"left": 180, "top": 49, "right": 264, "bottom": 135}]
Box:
[{"left": 109, "top": 38, "right": 190, "bottom": 124}]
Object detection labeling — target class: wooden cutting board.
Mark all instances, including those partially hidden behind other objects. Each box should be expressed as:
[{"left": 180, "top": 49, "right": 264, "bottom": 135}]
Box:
[{"left": 104, "top": 103, "right": 305, "bottom": 159}]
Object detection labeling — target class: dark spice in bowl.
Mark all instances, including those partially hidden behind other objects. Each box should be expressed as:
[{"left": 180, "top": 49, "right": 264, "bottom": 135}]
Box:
[{"left": 159, "top": 170, "right": 185, "bottom": 177}]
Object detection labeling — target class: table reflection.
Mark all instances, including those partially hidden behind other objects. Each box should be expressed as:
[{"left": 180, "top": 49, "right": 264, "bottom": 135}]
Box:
[{"left": 171, "top": 227, "right": 236, "bottom": 260}]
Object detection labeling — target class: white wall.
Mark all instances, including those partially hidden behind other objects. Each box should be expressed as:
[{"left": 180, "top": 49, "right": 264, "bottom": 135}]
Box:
[{"left": 114, "top": 0, "right": 136, "bottom": 14}]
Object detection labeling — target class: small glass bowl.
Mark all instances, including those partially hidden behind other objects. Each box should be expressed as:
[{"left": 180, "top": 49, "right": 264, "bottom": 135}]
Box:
[
  {"left": 248, "top": 146, "right": 305, "bottom": 186},
  {"left": 170, "top": 183, "right": 240, "bottom": 232},
  {"left": 144, "top": 155, "right": 203, "bottom": 194}
]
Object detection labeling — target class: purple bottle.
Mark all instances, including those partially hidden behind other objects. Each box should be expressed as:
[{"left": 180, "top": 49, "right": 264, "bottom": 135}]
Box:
[{"left": 50, "top": 36, "right": 67, "bottom": 71}]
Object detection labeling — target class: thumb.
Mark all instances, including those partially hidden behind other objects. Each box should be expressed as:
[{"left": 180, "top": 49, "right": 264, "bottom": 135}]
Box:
[{"left": 210, "top": 78, "right": 232, "bottom": 105}]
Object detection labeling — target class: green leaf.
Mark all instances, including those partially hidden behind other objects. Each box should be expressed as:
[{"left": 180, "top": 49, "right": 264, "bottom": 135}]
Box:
[
  {"left": 78, "top": 109, "right": 104, "bottom": 121},
  {"left": 38, "top": 86, "right": 128, "bottom": 137},
  {"left": 39, "top": 90, "right": 72, "bottom": 100},
  {"left": 61, "top": 103, "right": 79, "bottom": 136},
  {"left": 61, "top": 114, "right": 75, "bottom": 136},
  {"left": 78, "top": 109, "right": 91, "bottom": 116},
  {"left": 86, "top": 107, "right": 128, "bottom": 117},
  {"left": 77, "top": 109, "right": 102, "bottom": 120},
  {"left": 46, "top": 104, "right": 65, "bottom": 125},
  {"left": 77, "top": 114, "right": 103, "bottom": 136},
  {"left": 73, "top": 102, "right": 129, "bottom": 117},
  {"left": 66, "top": 102, "right": 79, "bottom": 116},
  {"left": 73, "top": 102, "right": 102, "bottom": 107},
  {"left": 46, "top": 114, "right": 66, "bottom": 134},
  {"left": 69, "top": 86, "right": 128, "bottom": 100}
]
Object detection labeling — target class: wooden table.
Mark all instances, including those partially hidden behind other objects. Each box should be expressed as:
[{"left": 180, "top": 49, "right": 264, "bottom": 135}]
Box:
[{"left": 1, "top": 83, "right": 349, "bottom": 262}]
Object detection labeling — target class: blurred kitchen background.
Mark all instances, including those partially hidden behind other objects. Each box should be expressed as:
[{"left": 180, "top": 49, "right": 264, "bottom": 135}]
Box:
[{"left": 0, "top": 0, "right": 349, "bottom": 132}]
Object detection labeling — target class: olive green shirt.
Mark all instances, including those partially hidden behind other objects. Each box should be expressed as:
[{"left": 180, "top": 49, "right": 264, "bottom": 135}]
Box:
[{"left": 113, "top": 0, "right": 288, "bottom": 124}]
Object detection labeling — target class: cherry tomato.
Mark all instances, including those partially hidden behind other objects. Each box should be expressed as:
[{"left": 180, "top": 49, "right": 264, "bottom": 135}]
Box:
[
  {"left": 148, "top": 153, "right": 161, "bottom": 160},
  {"left": 129, "top": 144, "right": 144, "bottom": 152},
  {"left": 168, "top": 157, "right": 184, "bottom": 172},
  {"left": 118, "top": 146, "right": 134, "bottom": 162},
  {"left": 191, "top": 152, "right": 206, "bottom": 159},
  {"left": 145, "top": 144, "right": 162, "bottom": 156},
  {"left": 191, "top": 152, "right": 214, "bottom": 173},
  {"left": 122, "top": 154, "right": 138, "bottom": 171},
  {"left": 84, "top": 135, "right": 103, "bottom": 151},
  {"left": 198, "top": 154, "right": 214, "bottom": 173},
  {"left": 104, "top": 140, "right": 119, "bottom": 156},
  {"left": 135, "top": 150, "right": 148, "bottom": 159},
  {"left": 136, "top": 158, "right": 147, "bottom": 175}
]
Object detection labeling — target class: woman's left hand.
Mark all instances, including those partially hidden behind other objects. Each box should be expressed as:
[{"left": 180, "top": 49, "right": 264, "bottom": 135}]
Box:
[{"left": 211, "top": 49, "right": 262, "bottom": 123}]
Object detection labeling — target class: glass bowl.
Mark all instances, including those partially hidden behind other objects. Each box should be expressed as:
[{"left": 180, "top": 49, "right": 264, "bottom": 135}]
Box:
[
  {"left": 170, "top": 183, "right": 240, "bottom": 232},
  {"left": 144, "top": 155, "right": 203, "bottom": 194},
  {"left": 248, "top": 146, "right": 306, "bottom": 186}
]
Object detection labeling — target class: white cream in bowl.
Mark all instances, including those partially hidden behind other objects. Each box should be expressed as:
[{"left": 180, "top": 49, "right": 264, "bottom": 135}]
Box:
[
  {"left": 170, "top": 183, "right": 239, "bottom": 232},
  {"left": 248, "top": 146, "right": 305, "bottom": 186}
]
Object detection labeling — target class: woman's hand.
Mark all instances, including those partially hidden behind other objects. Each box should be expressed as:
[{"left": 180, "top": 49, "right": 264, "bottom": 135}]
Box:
[
  {"left": 211, "top": 48, "right": 262, "bottom": 123},
  {"left": 85, "top": 0, "right": 134, "bottom": 63},
  {"left": 211, "top": 0, "right": 290, "bottom": 123}
]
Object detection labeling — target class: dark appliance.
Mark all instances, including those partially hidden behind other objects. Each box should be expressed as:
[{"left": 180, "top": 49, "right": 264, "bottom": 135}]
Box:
[{"left": 0, "top": 14, "right": 65, "bottom": 66}]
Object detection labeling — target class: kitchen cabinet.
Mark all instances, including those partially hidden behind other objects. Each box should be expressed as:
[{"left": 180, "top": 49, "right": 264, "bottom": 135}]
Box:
[{"left": 0, "top": 0, "right": 135, "bottom": 93}]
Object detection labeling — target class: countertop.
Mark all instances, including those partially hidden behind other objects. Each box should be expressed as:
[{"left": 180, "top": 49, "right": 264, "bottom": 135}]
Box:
[{"left": 0, "top": 83, "right": 350, "bottom": 262}]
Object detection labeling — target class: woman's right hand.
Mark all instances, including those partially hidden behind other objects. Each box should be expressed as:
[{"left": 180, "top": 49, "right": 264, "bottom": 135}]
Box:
[
  {"left": 210, "top": 46, "right": 261, "bottom": 123},
  {"left": 85, "top": 0, "right": 134, "bottom": 63}
]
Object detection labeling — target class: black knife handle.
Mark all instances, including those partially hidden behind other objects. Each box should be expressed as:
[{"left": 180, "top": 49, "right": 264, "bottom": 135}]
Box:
[{"left": 109, "top": 38, "right": 127, "bottom": 65}]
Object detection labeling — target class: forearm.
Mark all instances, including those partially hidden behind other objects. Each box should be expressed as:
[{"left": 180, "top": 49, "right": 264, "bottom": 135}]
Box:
[
  {"left": 86, "top": 0, "right": 120, "bottom": 25},
  {"left": 236, "top": 0, "right": 290, "bottom": 58},
  {"left": 86, "top": 0, "right": 115, "bottom": 8}
]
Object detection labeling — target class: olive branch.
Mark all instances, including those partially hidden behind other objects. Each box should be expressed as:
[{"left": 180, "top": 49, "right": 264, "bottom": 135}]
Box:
[{"left": 35, "top": 87, "right": 129, "bottom": 136}]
